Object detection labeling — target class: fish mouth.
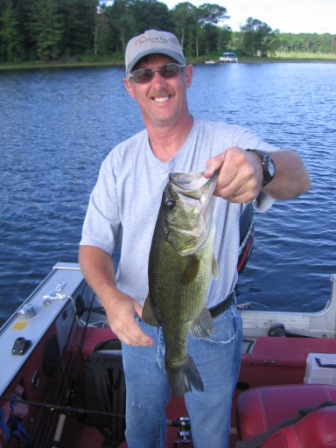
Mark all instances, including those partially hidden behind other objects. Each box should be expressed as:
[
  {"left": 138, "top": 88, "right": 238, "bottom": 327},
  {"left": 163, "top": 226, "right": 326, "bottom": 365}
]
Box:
[
  {"left": 169, "top": 171, "right": 218, "bottom": 200},
  {"left": 167, "top": 171, "right": 219, "bottom": 256}
]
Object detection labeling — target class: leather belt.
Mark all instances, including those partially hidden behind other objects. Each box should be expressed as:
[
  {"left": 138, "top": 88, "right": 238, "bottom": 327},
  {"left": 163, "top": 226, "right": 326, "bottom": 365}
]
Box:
[{"left": 209, "top": 292, "right": 235, "bottom": 318}]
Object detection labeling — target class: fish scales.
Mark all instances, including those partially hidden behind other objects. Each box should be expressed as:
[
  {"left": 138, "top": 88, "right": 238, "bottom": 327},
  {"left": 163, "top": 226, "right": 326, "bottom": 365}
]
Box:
[{"left": 142, "top": 172, "right": 219, "bottom": 396}]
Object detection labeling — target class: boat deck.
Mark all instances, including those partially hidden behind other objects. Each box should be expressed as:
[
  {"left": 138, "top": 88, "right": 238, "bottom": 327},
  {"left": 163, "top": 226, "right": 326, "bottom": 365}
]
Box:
[
  {"left": 52, "top": 328, "right": 336, "bottom": 448},
  {"left": 2, "top": 264, "right": 336, "bottom": 447}
]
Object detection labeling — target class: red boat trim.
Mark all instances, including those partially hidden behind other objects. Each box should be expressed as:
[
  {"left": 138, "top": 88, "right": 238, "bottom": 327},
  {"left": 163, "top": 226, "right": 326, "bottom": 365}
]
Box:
[{"left": 238, "top": 235, "right": 253, "bottom": 273}]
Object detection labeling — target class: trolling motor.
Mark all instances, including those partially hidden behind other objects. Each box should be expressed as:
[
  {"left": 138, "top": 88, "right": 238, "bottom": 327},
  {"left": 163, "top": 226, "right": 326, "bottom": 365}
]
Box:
[
  {"left": 268, "top": 323, "right": 287, "bottom": 337},
  {"left": 268, "top": 323, "right": 310, "bottom": 338},
  {"left": 168, "top": 416, "right": 193, "bottom": 446}
]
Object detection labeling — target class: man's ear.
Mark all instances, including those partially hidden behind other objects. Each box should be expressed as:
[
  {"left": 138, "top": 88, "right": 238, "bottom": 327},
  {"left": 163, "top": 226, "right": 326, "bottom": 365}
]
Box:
[
  {"left": 124, "top": 78, "right": 135, "bottom": 99},
  {"left": 185, "top": 64, "right": 193, "bottom": 89}
]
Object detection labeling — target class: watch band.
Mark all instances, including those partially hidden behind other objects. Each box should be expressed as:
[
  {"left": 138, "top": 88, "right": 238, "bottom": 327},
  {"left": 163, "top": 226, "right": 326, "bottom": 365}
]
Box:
[{"left": 246, "top": 149, "right": 276, "bottom": 186}]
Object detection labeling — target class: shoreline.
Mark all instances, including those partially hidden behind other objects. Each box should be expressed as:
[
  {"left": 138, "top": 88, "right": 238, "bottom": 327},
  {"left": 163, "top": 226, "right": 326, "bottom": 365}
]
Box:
[{"left": 1, "top": 56, "right": 336, "bottom": 72}]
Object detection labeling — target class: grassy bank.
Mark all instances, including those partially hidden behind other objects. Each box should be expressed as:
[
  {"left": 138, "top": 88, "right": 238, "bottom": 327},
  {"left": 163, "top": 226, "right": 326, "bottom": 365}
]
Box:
[
  {"left": 231, "top": 54, "right": 336, "bottom": 63},
  {"left": 1, "top": 52, "right": 335, "bottom": 71},
  {"left": 0, "top": 56, "right": 125, "bottom": 72},
  {"left": 194, "top": 51, "right": 336, "bottom": 64},
  {"left": 274, "top": 51, "right": 336, "bottom": 61}
]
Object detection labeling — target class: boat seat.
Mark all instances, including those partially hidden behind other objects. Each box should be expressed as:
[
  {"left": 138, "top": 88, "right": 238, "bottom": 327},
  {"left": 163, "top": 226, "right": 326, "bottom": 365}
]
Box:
[
  {"left": 236, "top": 384, "right": 336, "bottom": 447},
  {"left": 254, "top": 406, "right": 336, "bottom": 447}
]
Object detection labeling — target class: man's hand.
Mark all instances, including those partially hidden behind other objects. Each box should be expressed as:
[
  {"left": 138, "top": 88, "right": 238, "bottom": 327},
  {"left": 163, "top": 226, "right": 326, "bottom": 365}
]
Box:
[
  {"left": 204, "top": 147, "right": 263, "bottom": 203},
  {"left": 104, "top": 290, "right": 153, "bottom": 347},
  {"left": 205, "top": 147, "right": 311, "bottom": 201},
  {"left": 78, "top": 245, "right": 153, "bottom": 347}
]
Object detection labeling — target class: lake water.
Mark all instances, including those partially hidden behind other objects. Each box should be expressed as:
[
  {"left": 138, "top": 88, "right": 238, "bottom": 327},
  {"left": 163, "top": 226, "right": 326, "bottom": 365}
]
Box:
[{"left": 1, "top": 62, "right": 336, "bottom": 326}]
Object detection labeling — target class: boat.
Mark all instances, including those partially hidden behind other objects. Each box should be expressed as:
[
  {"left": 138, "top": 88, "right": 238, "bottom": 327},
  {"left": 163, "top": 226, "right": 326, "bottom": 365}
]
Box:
[
  {"left": 1, "top": 203, "right": 336, "bottom": 447},
  {"left": 219, "top": 52, "right": 238, "bottom": 63}
]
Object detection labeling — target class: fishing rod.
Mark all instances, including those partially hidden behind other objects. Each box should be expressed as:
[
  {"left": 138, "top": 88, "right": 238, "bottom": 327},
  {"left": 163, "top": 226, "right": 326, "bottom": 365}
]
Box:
[
  {"left": 16, "top": 284, "right": 101, "bottom": 447},
  {"left": 0, "top": 394, "right": 125, "bottom": 420},
  {"left": 0, "top": 395, "right": 191, "bottom": 431},
  {"left": 48, "top": 286, "right": 98, "bottom": 448}
]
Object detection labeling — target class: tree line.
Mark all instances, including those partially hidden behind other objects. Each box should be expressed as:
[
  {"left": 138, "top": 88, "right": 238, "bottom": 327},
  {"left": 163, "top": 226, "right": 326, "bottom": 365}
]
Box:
[{"left": 0, "top": 0, "right": 335, "bottom": 63}]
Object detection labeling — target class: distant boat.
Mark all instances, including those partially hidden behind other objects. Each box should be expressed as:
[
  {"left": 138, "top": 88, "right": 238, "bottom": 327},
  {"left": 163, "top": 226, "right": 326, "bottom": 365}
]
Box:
[
  {"left": 219, "top": 51, "right": 238, "bottom": 63},
  {"left": 203, "top": 59, "right": 217, "bottom": 64}
]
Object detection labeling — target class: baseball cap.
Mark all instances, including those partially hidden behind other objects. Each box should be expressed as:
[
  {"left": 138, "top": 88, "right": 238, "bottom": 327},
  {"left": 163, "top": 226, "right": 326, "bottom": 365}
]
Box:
[{"left": 125, "top": 30, "right": 186, "bottom": 76}]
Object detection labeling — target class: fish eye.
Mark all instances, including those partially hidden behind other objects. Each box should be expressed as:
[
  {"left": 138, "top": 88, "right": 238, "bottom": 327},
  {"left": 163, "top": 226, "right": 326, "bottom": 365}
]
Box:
[{"left": 166, "top": 199, "right": 176, "bottom": 210}]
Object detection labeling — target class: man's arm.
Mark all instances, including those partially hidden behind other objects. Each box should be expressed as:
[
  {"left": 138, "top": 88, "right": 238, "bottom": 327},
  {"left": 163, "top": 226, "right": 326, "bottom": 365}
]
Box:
[
  {"left": 204, "top": 147, "right": 311, "bottom": 203},
  {"left": 78, "top": 245, "right": 153, "bottom": 347},
  {"left": 262, "top": 150, "right": 311, "bottom": 200}
]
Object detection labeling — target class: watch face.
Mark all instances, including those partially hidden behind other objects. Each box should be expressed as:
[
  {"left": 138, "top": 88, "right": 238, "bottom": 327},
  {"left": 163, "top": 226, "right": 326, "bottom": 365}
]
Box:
[
  {"left": 267, "top": 159, "right": 276, "bottom": 177},
  {"left": 247, "top": 149, "right": 276, "bottom": 185}
]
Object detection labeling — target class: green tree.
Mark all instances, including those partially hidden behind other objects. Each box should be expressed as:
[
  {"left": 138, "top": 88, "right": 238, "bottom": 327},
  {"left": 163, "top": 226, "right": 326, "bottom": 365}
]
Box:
[
  {"left": 132, "top": 0, "right": 171, "bottom": 35},
  {"left": 0, "top": 7, "right": 23, "bottom": 61},
  {"left": 59, "top": 0, "right": 98, "bottom": 57},
  {"left": 94, "top": 4, "right": 113, "bottom": 56},
  {"left": 197, "top": 3, "right": 227, "bottom": 27},
  {"left": 171, "top": 2, "right": 195, "bottom": 48},
  {"left": 195, "top": 3, "right": 228, "bottom": 57},
  {"left": 108, "top": 0, "right": 135, "bottom": 53},
  {"left": 240, "top": 17, "right": 278, "bottom": 57},
  {"left": 217, "top": 25, "right": 232, "bottom": 53},
  {"left": 30, "top": 0, "right": 64, "bottom": 60}
]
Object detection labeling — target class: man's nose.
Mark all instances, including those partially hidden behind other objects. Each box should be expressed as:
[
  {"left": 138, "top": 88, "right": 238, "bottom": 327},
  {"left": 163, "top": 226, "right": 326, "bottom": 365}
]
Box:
[{"left": 152, "top": 70, "right": 167, "bottom": 85}]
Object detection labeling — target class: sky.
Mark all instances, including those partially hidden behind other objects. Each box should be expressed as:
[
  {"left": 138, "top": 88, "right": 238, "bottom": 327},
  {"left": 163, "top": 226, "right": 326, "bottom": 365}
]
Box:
[{"left": 163, "top": 0, "right": 336, "bottom": 34}]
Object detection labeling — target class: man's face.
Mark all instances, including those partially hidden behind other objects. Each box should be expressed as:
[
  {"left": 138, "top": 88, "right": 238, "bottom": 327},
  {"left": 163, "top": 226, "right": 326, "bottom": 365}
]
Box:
[{"left": 124, "top": 55, "right": 193, "bottom": 130}]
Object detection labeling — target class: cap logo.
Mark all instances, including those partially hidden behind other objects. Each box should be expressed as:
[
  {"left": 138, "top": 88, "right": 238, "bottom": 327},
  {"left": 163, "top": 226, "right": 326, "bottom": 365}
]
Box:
[
  {"left": 135, "top": 35, "right": 169, "bottom": 47},
  {"left": 135, "top": 35, "right": 147, "bottom": 46}
]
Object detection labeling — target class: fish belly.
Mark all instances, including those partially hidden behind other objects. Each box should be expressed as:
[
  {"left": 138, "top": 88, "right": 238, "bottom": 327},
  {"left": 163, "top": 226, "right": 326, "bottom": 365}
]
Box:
[{"left": 145, "top": 234, "right": 215, "bottom": 396}]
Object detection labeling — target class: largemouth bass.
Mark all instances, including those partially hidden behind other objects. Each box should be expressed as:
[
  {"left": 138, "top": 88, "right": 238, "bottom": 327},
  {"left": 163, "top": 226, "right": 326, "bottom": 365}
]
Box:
[{"left": 142, "top": 171, "right": 219, "bottom": 396}]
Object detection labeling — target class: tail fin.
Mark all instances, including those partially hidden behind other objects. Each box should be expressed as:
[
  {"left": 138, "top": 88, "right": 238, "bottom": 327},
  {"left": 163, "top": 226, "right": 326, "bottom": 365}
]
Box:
[{"left": 166, "top": 355, "right": 204, "bottom": 397}]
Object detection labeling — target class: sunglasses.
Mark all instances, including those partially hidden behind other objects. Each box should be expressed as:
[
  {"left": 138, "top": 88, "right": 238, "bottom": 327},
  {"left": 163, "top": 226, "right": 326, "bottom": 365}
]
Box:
[{"left": 129, "top": 63, "right": 186, "bottom": 84}]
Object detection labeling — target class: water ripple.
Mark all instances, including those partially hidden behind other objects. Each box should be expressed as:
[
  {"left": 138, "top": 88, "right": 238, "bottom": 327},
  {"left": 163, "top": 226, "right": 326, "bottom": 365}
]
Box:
[{"left": 1, "top": 63, "right": 335, "bottom": 324}]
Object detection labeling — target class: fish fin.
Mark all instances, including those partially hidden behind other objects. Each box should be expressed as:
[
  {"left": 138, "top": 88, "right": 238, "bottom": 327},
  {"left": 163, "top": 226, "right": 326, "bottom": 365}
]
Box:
[
  {"left": 181, "top": 255, "right": 200, "bottom": 285},
  {"left": 212, "top": 256, "right": 218, "bottom": 279},
  {"left": 190, "top": 308, "right": 214, "bottom": 338},
  {"left": 142, "top": 296, "right": 160, "bottom": 326},
  {"left": 166, "top": 356, "right": 204, "bottom": 397}
]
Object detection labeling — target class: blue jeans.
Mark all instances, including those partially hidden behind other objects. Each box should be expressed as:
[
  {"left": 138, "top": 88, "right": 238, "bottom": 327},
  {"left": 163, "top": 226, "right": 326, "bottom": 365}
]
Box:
[{"left": 122, "top": 303, "right": 242, "bottom": 448}]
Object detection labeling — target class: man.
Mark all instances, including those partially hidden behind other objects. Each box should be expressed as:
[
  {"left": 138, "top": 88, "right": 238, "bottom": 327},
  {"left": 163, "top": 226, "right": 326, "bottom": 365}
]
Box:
[{"left": 79, "top": 30, "right": 310, "bottom": 447}]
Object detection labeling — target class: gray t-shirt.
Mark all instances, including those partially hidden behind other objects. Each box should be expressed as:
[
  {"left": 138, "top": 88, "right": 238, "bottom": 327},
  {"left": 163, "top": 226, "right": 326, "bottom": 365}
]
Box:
[{"left": 80, "top": 118, "right": 278, "bottom": 308}]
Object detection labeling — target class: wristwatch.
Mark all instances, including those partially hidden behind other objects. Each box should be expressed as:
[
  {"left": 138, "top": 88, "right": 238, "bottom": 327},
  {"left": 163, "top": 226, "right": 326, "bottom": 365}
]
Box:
[{"left": 246, "top": 149, "right": 276, "bottom": 186}]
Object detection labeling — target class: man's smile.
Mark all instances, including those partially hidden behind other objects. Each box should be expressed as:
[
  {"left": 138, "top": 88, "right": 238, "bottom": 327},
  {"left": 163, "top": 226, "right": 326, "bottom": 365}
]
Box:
[{"left": 153, "top": 96, "right": 170, "bottom": 103}]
